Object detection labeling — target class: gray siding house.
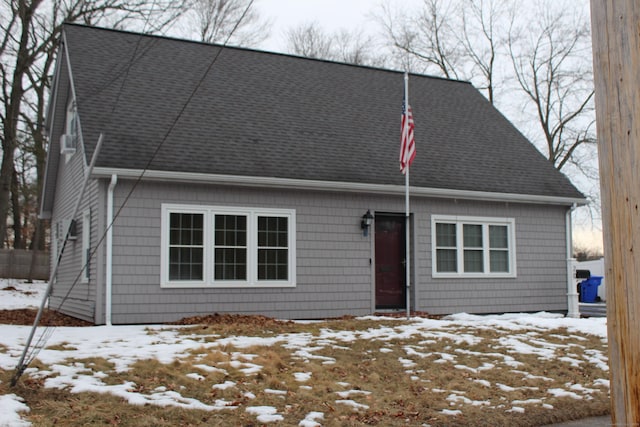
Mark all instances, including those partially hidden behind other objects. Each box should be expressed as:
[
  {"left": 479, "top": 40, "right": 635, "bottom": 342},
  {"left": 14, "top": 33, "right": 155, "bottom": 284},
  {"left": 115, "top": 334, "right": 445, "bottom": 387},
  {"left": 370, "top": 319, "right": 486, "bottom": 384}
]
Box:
[{"left": 41, "top": 24, "right": 586, "bottom": 325}]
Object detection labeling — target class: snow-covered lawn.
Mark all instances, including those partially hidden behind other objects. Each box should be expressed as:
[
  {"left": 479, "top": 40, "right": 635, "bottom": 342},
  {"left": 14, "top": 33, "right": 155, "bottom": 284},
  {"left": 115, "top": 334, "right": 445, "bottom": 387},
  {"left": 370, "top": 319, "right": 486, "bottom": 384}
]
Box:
[{"left": 0, "top": 278, "right": 609, "bottom": 426}]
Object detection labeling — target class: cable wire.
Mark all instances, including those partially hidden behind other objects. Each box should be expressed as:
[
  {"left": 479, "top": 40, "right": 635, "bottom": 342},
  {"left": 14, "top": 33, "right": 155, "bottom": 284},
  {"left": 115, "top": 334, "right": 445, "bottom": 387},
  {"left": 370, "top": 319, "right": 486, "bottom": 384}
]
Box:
[{"left": 13, "top": 0, "right": 256, "bottom": 385}]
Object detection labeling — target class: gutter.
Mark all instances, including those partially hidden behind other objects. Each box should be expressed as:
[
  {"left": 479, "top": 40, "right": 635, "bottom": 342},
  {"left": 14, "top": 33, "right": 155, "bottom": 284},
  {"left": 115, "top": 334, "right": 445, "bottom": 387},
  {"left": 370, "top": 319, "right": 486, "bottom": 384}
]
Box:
[
  {"left": 566, "top": 203, "right": 579, "bottom": 318},
  {"left": 91, "top": 167, "right": 587, "bottom": 207},
  {"left": 106, "top": 174, "right": 117, "bottom": 326}
]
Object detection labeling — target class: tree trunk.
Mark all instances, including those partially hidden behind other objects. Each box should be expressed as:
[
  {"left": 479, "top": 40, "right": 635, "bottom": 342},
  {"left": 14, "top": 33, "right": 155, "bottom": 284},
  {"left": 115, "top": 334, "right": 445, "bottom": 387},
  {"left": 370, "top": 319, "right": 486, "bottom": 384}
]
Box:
[
  {"left": 0, "top": 0, "right": 41, "bottom": 247},
  {"left": 11, "top": 166, "right": 24, "bottom": 248},
  {"left": 590, "top": 1, "right": 640, "bottom": 423}
]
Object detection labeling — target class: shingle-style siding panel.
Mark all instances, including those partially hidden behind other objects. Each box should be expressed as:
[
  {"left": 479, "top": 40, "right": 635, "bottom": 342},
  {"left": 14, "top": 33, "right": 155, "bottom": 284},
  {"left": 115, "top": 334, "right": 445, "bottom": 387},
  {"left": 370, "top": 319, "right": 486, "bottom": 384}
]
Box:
[
  {"left": 50, "top": 160, "right": 96, "bottom": 320},
  {"left": 105, "top": 180, "right": 570, "bottom": 324},
  {"left": 414, "top": 200, "right": 568, "bottom": 315},
  {"left": 108, "top": 181, "right": 376, "bottom": 323},
  {"left": 49, "top": 95, "right": 99, "bottom": 323}
]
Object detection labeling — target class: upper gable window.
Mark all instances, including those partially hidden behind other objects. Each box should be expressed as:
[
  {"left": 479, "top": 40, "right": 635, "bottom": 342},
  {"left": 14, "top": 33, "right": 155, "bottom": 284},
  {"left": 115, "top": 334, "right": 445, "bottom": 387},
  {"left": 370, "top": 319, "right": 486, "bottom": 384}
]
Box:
[
  {"left": 66, "top": 101, "right": 78, "bottom": 135},
  {"left": 161, "top": 204, "right": 296, "bottom": 288},
  {"left": 61, "top": 101, "right": 78, "bottom": 159},
  {"left": 431, "top": 215, "right": 517, "bottom": 278}
]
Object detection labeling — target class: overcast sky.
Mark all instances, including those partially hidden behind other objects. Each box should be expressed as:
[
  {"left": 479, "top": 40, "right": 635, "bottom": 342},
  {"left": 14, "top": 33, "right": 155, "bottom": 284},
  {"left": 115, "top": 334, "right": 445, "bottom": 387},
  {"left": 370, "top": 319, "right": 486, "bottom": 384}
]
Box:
[{"left": 255, "top": 0, "right": 418, "bottom": 53}]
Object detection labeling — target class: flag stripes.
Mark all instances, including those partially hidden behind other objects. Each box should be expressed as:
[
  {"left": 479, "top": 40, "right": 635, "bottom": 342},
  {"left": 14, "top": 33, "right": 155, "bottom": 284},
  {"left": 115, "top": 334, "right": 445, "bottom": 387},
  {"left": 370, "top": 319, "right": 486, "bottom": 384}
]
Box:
[{"left": 400, "top": 100, "right": 416, "bottom": 174}]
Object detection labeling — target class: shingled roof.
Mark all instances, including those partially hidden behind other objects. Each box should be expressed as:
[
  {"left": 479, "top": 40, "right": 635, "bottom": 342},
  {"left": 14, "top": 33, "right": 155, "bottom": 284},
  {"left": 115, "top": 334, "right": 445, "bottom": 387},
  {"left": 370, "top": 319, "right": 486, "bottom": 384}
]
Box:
[{"left": 58, "top": 24, "right": 583, "bottom": 201}]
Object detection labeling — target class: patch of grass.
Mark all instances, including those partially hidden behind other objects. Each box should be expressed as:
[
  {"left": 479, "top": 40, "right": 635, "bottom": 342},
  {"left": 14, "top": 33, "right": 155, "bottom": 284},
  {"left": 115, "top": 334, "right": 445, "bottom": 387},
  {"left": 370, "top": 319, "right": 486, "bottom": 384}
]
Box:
[
  {"left": 3, "top": 319, "right": 610, "bottom": 426},
  {"left": 44, "top": 341, "right": 77, "bottom": 351}
]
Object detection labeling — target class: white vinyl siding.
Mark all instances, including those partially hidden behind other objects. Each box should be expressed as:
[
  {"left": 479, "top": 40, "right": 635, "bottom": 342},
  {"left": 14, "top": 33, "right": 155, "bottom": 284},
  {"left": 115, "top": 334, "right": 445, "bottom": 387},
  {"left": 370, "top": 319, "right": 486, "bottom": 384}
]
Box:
[
  {"left": 81, "top": 209, "right": 90, "bottom": 282},
  {"left": 161, "top": 204, "right": 296, "bottom": 288},
  {"left": 432, "top": 215, "right": 517, "bottom": 278}
]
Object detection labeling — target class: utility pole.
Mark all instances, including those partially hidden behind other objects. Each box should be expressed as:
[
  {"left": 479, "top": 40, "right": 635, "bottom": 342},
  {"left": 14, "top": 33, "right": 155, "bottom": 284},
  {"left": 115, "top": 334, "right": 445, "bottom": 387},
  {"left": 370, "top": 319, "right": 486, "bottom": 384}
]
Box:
[{"left": 590, "top": 1, "right": 640, "bottom": 424}]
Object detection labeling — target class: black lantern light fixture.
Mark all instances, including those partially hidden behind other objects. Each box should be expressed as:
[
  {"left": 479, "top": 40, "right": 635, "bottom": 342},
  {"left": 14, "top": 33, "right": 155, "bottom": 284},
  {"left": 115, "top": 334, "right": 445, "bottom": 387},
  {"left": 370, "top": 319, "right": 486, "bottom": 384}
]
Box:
[{"left": 361, "top": 210, "right": 374, "bottom": 236}]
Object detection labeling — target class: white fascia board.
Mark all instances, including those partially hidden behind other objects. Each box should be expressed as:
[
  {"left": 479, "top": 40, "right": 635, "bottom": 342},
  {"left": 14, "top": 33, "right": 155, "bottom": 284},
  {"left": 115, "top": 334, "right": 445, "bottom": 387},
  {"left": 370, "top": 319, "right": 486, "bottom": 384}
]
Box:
[
  {"left": 39, "top": 34, "right": 71, "bottom": 220},
  {"left": 91, "top": 167, "right": 588, "bottom": 206}
]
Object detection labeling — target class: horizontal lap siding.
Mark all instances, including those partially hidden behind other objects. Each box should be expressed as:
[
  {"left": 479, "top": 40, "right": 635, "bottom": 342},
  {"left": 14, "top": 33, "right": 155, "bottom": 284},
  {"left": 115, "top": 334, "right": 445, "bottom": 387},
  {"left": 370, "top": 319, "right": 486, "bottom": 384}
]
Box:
[
  {"left": 50, "top": 136, "right": 98, "bottom": 322},
  {"left": 107, "top": 180, "right": 569, "bottom": 323},
  {"left": 414, "top": 200, "right": 568, "bottom": 315},
  {"left": 109, "top": 181, "right": 381, "bottom": 324}
]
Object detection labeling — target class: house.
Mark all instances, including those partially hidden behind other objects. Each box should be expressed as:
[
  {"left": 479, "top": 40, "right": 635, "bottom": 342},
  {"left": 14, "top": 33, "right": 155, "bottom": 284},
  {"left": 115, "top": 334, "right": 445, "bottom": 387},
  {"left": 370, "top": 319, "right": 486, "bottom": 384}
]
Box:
[{"left": 40, "top": 24, "right": 586, "bottom": 325}]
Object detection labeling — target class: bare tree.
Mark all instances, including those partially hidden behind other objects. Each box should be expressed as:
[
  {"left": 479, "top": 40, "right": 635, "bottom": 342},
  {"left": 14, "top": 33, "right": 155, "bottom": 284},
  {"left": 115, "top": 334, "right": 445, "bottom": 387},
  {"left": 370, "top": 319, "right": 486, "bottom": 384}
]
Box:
[
  {"left": 378, "top": 0, "right": 595, "bottom": 172},
  {"left": 285, "top": 22, "right": 333, "bottom": 59},
  {"left": 285, "top": 22, "right": 385, "bottom": 67},
  {"left": 459, "top": 0, "right": 510, "bottom": 105},
  {"left": 377, "top": 0, "right": 462, "bottom": 79},
  {"left": 377, "top": 0, "right": 599, "bottom": 232},
  {"left": 0, "top": 0, "right": 187, "bottom": 248},
  {"left": 333, "top": 29, "right": 386, "bottom": 67},
  {"left": 376, "top": 0, "right": 509, "bottom": 104},
  {"left": 508, "top": 2, "right": 595, "bottom": 172},
  {"left": 184, "top": 0, "right": 270, "bottom": 46}
]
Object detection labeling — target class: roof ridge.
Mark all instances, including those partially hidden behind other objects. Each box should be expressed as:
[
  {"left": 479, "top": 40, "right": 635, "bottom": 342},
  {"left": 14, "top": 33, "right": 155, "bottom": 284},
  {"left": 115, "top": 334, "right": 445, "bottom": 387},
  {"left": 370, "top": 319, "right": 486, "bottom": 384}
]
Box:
[{"left": 62, "top": 23, "right": 472, "bottom": 85}]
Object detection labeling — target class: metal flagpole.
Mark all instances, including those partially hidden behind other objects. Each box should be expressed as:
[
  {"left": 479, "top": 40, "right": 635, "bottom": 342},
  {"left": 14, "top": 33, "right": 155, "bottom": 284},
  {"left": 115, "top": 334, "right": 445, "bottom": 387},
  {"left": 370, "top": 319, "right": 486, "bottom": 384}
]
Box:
[{"left": 404, "top": 72, "right": 411, "bottom": 320}]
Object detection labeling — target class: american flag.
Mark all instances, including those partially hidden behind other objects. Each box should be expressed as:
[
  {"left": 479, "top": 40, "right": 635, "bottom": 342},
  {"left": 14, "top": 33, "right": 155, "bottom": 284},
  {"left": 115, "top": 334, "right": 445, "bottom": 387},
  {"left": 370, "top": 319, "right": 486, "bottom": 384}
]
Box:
[{"left": 400, "top": 99, "right": 416, "bottom": 174}]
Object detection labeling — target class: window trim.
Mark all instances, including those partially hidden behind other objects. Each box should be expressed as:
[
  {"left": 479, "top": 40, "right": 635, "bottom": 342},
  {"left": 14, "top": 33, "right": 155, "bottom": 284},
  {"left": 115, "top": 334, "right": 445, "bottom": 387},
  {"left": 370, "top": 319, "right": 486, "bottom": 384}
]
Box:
[
  {"left": 64, "top": 101, "right": 78, "bottom": 162},
  {"left": 431, "top": 215, "right": 517, "bottom": 278},
  {"left": 161, "top": 204, "right": 296, "bottom": 288}
]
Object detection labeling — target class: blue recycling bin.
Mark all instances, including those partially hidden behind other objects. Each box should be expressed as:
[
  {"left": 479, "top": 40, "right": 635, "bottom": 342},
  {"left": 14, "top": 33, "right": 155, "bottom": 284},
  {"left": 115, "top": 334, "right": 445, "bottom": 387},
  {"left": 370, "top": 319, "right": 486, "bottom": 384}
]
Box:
[{"left": 580, "top": 276, "right": 603, "bottom": 303}]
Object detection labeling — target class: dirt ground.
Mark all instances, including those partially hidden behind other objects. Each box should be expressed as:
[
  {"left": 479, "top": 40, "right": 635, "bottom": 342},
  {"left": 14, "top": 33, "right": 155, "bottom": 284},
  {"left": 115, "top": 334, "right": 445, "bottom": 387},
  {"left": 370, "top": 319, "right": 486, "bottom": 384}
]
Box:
[
  {"left": 0, "top": 283, "right": 438, "bottom": 327},
  {"left": 0, "top": 309, "right": 439, "bottom": 327},
  {"left": 0, "top": 309, "right": 288, "bottom": 327},
  {"left": 0, "top": 308, "right": 92, "bottom": 326}
]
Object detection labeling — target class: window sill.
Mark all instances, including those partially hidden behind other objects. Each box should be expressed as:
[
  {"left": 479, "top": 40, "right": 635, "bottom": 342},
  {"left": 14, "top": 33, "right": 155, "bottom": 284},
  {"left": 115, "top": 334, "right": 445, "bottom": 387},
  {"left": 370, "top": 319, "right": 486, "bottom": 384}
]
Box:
[
  {"left": 160, "top": 281, "right": 296, "bottom": 289},
  {"left": 432, "top": 272, "right": 517, "bottom": 279}
]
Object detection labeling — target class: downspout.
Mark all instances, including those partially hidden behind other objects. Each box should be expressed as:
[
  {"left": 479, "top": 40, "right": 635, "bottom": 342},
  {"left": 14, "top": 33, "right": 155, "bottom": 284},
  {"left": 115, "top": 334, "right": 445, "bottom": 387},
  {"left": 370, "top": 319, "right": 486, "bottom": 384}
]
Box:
[
  {"left": 106, "top": 174, "right": 117, "bottom": 326},
  {"left": 566, "top": 203, "right": 579, "bottom": 318}
]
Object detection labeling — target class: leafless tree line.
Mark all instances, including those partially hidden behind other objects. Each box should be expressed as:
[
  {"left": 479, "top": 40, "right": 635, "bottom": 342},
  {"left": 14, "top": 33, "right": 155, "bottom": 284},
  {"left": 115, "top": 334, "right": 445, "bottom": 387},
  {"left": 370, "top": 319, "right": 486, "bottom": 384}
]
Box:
[
  {"left": 287, "top": 0, "right": 597, "bottom": 228},
  {"left": 0, "top": 0, "right": 263, "bottom": 249},
  {"left": 0, "top": 0, "right": 597, "bottom": 249}
]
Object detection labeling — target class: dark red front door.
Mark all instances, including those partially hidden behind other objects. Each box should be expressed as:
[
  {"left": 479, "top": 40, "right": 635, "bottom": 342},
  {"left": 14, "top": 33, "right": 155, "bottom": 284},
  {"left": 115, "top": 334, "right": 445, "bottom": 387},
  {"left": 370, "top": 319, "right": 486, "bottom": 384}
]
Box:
[{"left": 375, "top": 215, "right": 406, "bottom": 309}]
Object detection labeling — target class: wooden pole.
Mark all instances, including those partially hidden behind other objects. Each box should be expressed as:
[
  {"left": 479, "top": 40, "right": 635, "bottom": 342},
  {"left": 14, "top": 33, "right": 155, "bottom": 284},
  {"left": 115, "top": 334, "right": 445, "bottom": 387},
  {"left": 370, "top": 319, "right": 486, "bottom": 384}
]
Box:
[{"left": 590, "top": 1, "right": 640, "bottom": 423}]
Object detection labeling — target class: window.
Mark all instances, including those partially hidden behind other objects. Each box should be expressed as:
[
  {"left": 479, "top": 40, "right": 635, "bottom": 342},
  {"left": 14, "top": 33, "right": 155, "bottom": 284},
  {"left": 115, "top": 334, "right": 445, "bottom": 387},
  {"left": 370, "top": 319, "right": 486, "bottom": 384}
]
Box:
[
  {"left": 62, "top": 101, "right": 78, "bottom": 160},
  {"left": 169, "top": 212, "right": 204, "bottom": 281},
  {"left": 432, "top": 215, "right": 516, "bottom": 278},
  {"left": 161, "top": 204, "right": 296, "bottom": 288},
  {"left": 66, "top": 102, "right": 78, "bottom": 137},
  {"left": 214, "top": 215, "right": 246, "bottom": 280}
]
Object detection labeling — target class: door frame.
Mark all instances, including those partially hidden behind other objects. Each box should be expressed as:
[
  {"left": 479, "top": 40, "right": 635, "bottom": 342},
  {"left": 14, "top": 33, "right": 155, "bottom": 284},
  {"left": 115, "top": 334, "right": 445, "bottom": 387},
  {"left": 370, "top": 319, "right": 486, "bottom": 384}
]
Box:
[{"left": 373, "top": 212, "right": 409, "bottom": 310}]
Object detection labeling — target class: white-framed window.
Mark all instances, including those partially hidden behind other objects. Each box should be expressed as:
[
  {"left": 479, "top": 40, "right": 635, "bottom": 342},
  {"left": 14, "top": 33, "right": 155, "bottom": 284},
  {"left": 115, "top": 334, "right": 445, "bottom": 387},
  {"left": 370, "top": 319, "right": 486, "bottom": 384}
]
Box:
[
  {"left": 431, "top": 215, "right": 516, "bottom": 278},
  {"left": 161, "top": 204, "right": 296, "bottom": 288},
  {"left": 63, "top": 101, "right": 78, "bottom": 161},
  {"left": 81, "top": 209, "right": 91, "bottom": 282}
]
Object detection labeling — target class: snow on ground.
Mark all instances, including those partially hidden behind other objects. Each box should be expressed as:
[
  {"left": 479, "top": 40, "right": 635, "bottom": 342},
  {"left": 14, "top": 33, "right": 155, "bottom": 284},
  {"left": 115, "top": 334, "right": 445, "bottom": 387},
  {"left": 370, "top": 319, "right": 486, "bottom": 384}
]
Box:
[
  {"left": 0, "top": 278, "right": 48, "bottom": 309},
  {"left": 0, "top": 279, "right": 609, "bottom": 426},
  {"left": 0, "top": 394, "right": 31, "bottom": 427}
]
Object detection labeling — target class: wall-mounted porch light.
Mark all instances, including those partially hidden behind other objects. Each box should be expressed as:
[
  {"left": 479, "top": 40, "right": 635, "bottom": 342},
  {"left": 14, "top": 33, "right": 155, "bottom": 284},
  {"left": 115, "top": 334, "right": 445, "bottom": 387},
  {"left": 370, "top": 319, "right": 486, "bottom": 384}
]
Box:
[{"left": 361, "top": 210, "right": 374, "bottom": 236}]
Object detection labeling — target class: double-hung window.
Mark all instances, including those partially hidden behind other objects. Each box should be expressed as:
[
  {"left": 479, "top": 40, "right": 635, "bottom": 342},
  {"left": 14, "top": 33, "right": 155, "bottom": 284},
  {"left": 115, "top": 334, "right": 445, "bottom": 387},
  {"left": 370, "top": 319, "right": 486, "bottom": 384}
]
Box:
[
  {"left": 161, "top": 204, "right": 295, "bottom": 287},
  {"left": 432, "top": 215, "right": 516, "bottom": 278}
]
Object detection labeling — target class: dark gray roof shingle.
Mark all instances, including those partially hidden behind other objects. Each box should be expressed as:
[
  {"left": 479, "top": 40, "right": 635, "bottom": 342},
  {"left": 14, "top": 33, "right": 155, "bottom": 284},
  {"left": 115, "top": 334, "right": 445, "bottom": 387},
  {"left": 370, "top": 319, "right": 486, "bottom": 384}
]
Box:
[{"left": 62, "top": 24, "right": 583, "bottom": 200}]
